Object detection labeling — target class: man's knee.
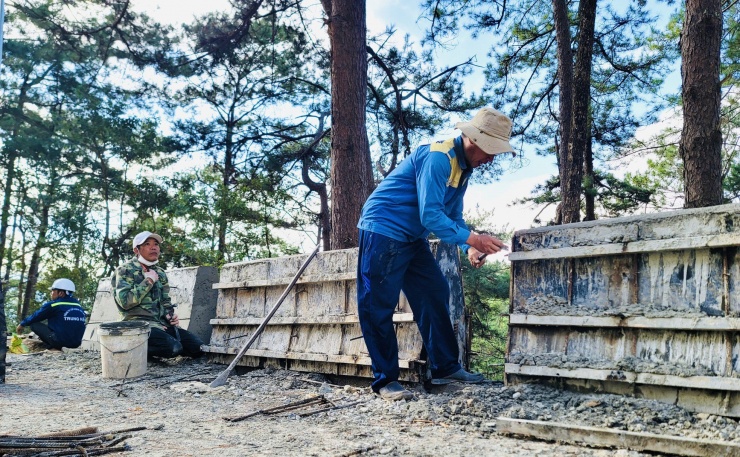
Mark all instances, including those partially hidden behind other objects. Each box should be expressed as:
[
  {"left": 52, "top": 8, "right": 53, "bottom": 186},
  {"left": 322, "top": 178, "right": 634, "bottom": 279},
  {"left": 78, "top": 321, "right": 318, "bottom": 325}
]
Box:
[
  {"left": 180, "top": 330, "right": 204, "bottom": 358},
  {"left": 148, "top": 333, "right": 183, "bottom": 358},
  {"left": 156, "top": 341, "right": 182, "bottom": 358}
]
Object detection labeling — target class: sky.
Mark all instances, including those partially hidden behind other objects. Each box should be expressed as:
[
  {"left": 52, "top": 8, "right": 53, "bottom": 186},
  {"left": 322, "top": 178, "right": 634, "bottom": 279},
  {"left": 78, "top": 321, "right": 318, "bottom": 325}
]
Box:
[{"left": 129, "top": 0, "right": 677, "bottom": 257}]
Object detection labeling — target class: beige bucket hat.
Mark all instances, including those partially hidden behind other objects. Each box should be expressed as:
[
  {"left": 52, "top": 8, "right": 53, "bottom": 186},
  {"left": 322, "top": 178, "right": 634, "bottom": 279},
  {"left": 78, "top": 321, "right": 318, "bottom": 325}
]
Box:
[{"left": 455, "top": 107, "right": 514, "bottom": 155}]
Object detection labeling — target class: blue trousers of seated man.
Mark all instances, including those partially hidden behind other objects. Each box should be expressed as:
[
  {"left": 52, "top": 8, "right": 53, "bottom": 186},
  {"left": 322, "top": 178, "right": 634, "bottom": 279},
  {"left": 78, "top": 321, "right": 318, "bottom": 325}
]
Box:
[
  {"left": 147, "top": 326, "right": 204, "bottom": 359},
  {"left": 30, "top": 322, "right": 68, "bottom": 350}
]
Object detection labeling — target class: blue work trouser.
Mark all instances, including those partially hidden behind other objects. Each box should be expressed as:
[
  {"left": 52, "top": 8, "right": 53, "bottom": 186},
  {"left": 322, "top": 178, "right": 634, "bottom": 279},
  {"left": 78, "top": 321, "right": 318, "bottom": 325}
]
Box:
[
  {"left": 30, "top": 322, "right": 64, "bottom": 350},
  {"left": 147, "top": 326, "right": 204, "bottom": 359},
  {"left": 357, "top": 230, "right": 462, "bottom": 392}
]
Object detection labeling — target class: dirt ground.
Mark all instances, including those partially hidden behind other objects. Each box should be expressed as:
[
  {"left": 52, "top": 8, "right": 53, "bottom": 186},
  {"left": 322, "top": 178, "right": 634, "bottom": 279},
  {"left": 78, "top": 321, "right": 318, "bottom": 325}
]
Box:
[{"left": 2, "top": 348, "right": 738, "bottom": 457}]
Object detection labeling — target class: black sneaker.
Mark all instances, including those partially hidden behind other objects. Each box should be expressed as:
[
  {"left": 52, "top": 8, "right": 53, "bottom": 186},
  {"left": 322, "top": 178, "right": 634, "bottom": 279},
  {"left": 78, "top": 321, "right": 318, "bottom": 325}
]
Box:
[
  {"left": 431, "top": 368, "right": 485, "bottom": 385},
  {"left": 378, "top": 381, "right": 413, "bottom": 401}
]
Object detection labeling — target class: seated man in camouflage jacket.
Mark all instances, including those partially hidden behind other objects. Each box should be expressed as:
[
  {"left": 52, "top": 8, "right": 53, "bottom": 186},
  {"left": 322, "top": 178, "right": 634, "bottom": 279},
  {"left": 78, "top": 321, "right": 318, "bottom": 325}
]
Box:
[{"left": 112, "top": 231, "right": 203, "bottom": 358}]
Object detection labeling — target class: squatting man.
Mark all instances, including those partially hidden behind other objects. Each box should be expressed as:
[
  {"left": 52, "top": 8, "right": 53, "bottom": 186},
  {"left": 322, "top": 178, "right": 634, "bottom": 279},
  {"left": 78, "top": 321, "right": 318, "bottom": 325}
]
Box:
[
  {"left": 112, "top": 231, "right": 203, "bottom": 358},
  {"left": 16, "top": 278, "right": 86, "bottom": 351}
]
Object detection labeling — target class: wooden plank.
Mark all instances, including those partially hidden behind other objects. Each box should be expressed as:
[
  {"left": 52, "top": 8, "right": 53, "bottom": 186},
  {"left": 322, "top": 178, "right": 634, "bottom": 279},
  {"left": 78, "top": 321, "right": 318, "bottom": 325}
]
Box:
[
  {"left": 289, "top": 324, "right": 343, "bottom": 356},
  {"left": 508, "top": 232, "right": 740, "bottom": 261},
  {"left": 505, "top": 363, "right": 740, "bottom": 391},
  {"left": 253, "top": 325, "right": 292, "bottom": 352},
  {"left": 210, "top": 312, "right": 415, "bottom": 326},
  {"left": 234, "top": 287, "right": 265, "bottom": 318},
  {"left": 203, "top": 345, "right": 416, "bottom": 369},
  {"left": 298, "top": 280, "right": 345, "bottom": 319},
  {"left": 213, "top": 272, "right": 356, "bottom": 289},
  {"left": 509, "top": 314, "right": 740, "bottom": 330},
  {"left": 496, "top": 417, "right": 740, "bottom": 457},
  {"left": 396, "top": 322, "right": 424, "bottom": 362}
]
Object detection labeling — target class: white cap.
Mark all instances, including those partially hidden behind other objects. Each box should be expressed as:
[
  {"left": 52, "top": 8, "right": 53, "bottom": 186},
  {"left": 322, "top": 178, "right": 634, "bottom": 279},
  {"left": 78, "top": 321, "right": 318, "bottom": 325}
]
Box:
[
  {"left": 51, "top": 278, "right": 75, "bottom": 293},
  {"left": 132, "top": 231, "right": 163, "bottom": 248}
]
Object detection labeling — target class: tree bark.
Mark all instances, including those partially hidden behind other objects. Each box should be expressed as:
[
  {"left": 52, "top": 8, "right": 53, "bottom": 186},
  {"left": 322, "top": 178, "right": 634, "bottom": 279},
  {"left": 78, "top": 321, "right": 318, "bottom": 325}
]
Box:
[
  {"left": 680, "top": 0, "right": 723, "bottom": 208},
  {"left": 300, "top": 119, "right": 331, "bottom": 252},
  {"left": 74, "top": 188, "right": 92, "bottom": 269},
  {"left": 323, "top": 0, "right": 373, "bottom": 250},
  {"left": 0, "top": 153, "right": 16, "bottom": 279},
  {"left": 0, "top": 83, "right": 29, "bottom": 277},
  {"left": 3, "top": 207, "right": 19, "bottom": 282},
  {"left": 219, "top": 118, "right": 236, "bottom": 265},
  {"left": 0, "top": 153, "right": 14, "bottom": 380},
  {"left": 0, "top": 87, "right": 29, "bottom": 379},
  {"left": 0, "top": 282, "right": 5, "bottom": 384},
  {"left": 584, "top": 140, "right": 595, "bottom": 220},
  {"left": 98, "top": 149, "right": 112, "bottom": 266},
  {"left": 15, "top": 225, "right": 28, "bottom": 320},
  {"left": 568, "top": 0, "right": 597, "bottom": 222},
  {"left": 552, "top": 0, "right": 574, "bottom": 224},
  {"left": 20, "top": 186, "right": 53, "bottom": 321}
]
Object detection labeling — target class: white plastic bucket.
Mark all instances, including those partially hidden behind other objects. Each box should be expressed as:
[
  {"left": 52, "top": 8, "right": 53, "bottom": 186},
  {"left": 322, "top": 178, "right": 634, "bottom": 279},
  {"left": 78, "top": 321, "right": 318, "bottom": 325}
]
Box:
[{"left": 99, "top": 321, "right": 150, "bottom": 379}]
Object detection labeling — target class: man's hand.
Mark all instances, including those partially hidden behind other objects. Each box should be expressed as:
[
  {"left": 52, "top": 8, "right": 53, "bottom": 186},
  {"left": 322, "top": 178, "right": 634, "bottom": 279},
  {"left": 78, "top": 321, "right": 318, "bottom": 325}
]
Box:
[
  {"left": 144, "top": 269, "right": 159, "bottom": 284},
  {"left": 168, "top": 313, "right": 180, "bottom": 327},
  {"left": 15, "top": 324, "right": 23, "bottom": 334},
  {"left": 466, "top": 232, "right": 507, "bottom": 256},
  {"left": 467, "top": 247, "right": 486, "bottom": 269}
]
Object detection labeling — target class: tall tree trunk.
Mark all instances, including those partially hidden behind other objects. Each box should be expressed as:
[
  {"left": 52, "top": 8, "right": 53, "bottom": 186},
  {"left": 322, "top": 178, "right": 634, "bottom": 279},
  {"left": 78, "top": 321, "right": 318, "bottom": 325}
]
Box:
[
  {"left": 3, "top": 208, "right": 18, "bottom": 282},
  {"left": 0, "top": 281, "right": 6, "bottom": 383},
  {"left": 15, "top": 226, "right": 28, "bottom": 319},
  {"left": 0, "top": 281, "right": 5, "bottom": 384},
  {"left": 552, "top": 0, "right": 573, "bottom": 225},
  {"left": 0, "top": 153, "right": 16, "bottom": 278},
  {"left": 98, "top": 151, "right": 112, "bottom": 266},
  {"left": 680, "top": 0, "right": 723, "bottom": 208},
  {"left": 0, "top": 174, "right": 5, "bottom": 381},
  {"left": 0, "top": 86, "right": 30, "bottom": 381},
  {"left": 20, "top": 183, "right": 54, "bottom": 321},
  {"left": 558, "top": 0, "right": 598, "bottom": 224},
  {"left": 300, "top": 118, "right": 331, "bottom": 251},
  {"left": 219, "top": 119, "right": 236, "bottom": 264},
  {"left": 584, "top": 140, "right": 595, "bottom": 220},
  {"left": 0, "top": 83, "right": 29, "bottom": 283},
  {"left": 323, "top": 0, "right": 373, "bottom": 250},
  {"left": 16, "top": 269, "right": 25, "bottom": 321},
  {"left": 74, "top": 188, "right": 91, "bottom": 269},
  {"left": 568, "top": 0, "right": 597, "bottom": 223}
]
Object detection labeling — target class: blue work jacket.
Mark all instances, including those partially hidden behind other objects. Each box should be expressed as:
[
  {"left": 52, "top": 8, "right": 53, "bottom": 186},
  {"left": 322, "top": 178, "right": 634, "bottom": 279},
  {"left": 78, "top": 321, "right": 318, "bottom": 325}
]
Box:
[
  {"left": 358, "top": 136, "right": 472, "bottom": 251},
  {"left": 20, "top": 295, "right": 87, "bottom": 348}
]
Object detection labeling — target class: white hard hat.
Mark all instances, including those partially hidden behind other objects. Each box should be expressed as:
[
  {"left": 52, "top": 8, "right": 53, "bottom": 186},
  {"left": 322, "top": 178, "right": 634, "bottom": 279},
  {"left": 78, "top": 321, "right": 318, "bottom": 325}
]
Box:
[{"left": 51, "top": 278, "right": 76, "bottom": 293}]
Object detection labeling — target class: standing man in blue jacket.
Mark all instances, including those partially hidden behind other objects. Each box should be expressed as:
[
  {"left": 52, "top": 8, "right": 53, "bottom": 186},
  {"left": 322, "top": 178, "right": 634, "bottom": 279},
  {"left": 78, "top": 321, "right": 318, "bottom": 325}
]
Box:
[
  {"left": 16, "top": 278, "right": 86, "bottom": 350},
  {"left": 357, "top": 107, "right": 513, "bottom": 401}
]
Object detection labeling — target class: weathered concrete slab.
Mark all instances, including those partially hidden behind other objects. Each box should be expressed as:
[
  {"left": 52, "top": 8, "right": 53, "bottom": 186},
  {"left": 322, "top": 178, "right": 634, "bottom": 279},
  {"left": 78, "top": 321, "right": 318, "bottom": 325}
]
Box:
[
  {"left": 82, "top": 266, "right": 218, "bottom": 350},
  {"left": 80, "top": 279, "right": 118, "bottom": 350},
  {"left": 508, "top": 203, "right": 740, "bottom": 417},
  {"left": 512, "top": 203, "right": 740, "bottom": 252}
]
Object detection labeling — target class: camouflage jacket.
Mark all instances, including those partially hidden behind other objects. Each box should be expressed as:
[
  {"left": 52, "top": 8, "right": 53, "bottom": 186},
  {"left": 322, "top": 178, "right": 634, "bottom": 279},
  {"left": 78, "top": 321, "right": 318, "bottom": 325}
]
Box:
[{"left": 111, "top": 256, "right": 172, "bottom": 327}]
